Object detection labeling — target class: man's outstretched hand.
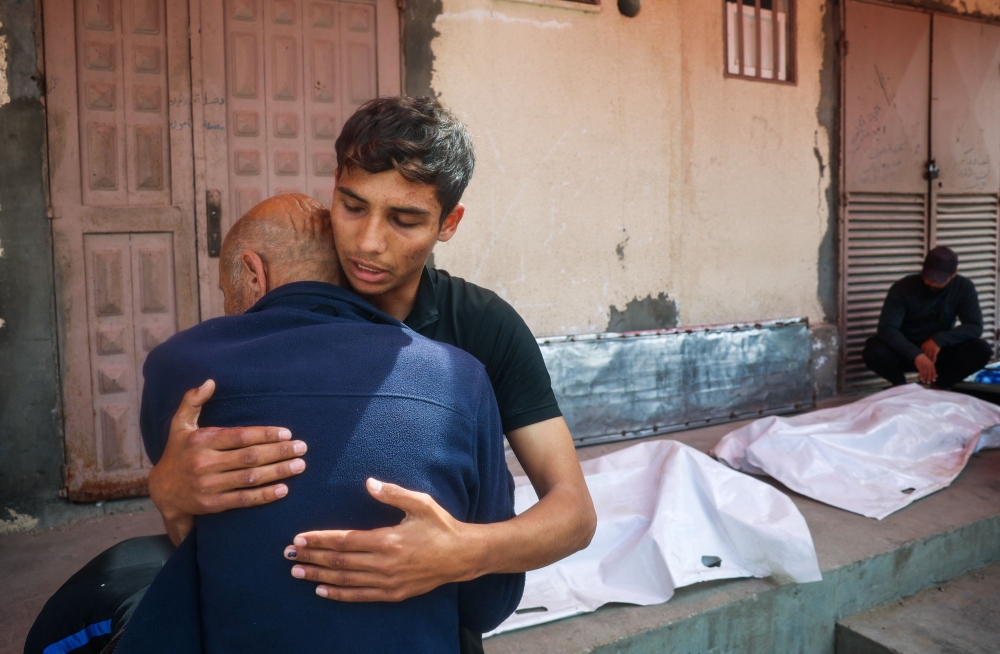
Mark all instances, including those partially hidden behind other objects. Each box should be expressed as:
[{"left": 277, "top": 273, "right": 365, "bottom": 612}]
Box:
[
  {"left": 148, "top": 380, "right": 308, "bottom": 545},
  {"left": 284, "top": 479, "right": 481, "bottom": 602}
]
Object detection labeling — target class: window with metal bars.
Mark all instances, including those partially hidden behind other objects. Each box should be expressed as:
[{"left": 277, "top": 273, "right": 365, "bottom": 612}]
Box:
[{"left": 724, "top": 0, "right": 796, "bottom": 83}]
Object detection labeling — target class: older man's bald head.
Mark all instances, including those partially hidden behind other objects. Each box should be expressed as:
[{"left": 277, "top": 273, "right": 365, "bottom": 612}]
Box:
[{"left": 220, "top": 193, "right": 343, "bottom": 315}]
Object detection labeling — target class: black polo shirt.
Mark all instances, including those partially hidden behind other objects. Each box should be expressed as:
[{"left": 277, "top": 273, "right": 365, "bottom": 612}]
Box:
[{"left": 404, "top": 267, "right": 562, "bottom": 434}]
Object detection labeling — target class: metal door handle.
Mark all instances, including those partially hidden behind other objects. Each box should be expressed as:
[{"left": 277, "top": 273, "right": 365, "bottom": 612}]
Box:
[{"left": 207, "top": 190, "right": 222, "bottom": 257}]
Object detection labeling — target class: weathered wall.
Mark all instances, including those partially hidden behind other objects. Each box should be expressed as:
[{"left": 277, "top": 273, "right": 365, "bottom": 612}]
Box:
[
  {"left": 420, "top": 0, "right": 835, "bottom": 336},
  {"left": 0, "top": 0, "right": 63, "bottom": 506},
  {"left": 885, "top": 0, "right": 1000, "bottom": 19}
]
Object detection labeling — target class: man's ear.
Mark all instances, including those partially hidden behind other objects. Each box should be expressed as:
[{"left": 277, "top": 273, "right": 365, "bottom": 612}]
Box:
[
  {"left": 437, "top": 203, "right": 465, "bottom": 243},
  {"left": 240, "top": 250, "right": 269, "bottom": 298}
]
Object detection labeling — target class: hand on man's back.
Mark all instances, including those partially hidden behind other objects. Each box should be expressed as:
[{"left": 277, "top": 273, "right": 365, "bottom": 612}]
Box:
[
  {"left": 284, "top": 478, "right": 480, "bottom": 603},
  {"left": 149, "top": 380, "right": 308, "bottom": 545}
]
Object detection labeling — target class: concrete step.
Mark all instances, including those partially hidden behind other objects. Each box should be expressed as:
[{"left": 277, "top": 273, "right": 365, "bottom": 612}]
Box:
[
  {"left": 487, "top": 440, "right": 1000, "bottom": 654},
  {"left": 836, "top": 560, "right": 1000, "bottom": 654}
]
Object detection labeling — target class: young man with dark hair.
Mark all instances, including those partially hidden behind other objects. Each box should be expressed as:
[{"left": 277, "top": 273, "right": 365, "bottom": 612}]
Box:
[{"left": 27, "top": 98, "right": 595, "bottom": 653}]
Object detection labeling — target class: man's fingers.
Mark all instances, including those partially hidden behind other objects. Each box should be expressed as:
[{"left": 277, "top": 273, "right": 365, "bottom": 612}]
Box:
[
  {"left": 283, "top": 546, "right": 379, "bottom": 571},
  {"left": 215, "top": 440, "right": 307, "bottom": 472},
  {"left": 197, "top": 425, "right": 294, "bottom": 451},
  {"left": 171, "top": 380, "right": 216, "bottom": 431},
  {"left": 212, "top": 483, "right": 291, "bottom": 512},
  {"left": 314, "top": 584, "right": 405, "bottom": 603},
  {"left": 209, "top": 459, "right": 306, "bottom": 493},
  {"left": 292, "top": 528, "right": 390, "bottom": 553},
  {"left": 290, "top": 564, "right": 389, "bottom": 589},
  {"left": 365, "top": 478, "right": 433, "bottom": 516}
]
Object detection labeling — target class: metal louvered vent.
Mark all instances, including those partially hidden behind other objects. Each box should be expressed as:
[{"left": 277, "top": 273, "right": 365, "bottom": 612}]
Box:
[
  {"left": 843, "top": 193, "right": 928, "bottom": 388},
  {"left": 934, "top": 194, "right": 1000, "bottom": 352}
]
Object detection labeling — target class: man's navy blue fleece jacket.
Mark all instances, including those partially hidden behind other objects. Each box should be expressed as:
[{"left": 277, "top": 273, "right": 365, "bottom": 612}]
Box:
[{"left": 117, "top": 282, "right": 523, "bottom": 654}]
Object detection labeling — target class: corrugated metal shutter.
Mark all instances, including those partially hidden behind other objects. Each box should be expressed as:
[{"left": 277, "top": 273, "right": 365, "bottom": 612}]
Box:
[
  {"left": 843, "top": 193, "right": 928, "bottom": 388},
  {"left": 934, "top": 194, "right": 1000, "bottom": 349}
]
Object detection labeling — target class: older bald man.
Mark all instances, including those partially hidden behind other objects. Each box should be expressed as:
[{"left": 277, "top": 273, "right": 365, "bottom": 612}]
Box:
[{"left": 27, "top": 194, "right": 523, "bottom": 654}]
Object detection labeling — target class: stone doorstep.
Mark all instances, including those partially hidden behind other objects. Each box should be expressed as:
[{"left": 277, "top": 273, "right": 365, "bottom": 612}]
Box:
[
  {"left": 836, "top": 559, "right": 1000, "bottom": 654},
  {"left": 485, "top": 448, "right": 1000, "bottom": 654}
]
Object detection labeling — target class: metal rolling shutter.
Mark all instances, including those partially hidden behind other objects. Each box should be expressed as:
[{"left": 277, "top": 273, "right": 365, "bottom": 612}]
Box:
[
  {"left": 934, "top": 195, "right": 1000, "bottom": 349},
  {"left": 843, "top": 193, "right": 928, "bottom": 388}
]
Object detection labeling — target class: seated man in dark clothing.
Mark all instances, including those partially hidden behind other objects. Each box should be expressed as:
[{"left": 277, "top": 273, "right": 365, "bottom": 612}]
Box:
[
  {"left": 863, "top": 246, "right": 992, "bottom": 389},
  {"left": 113, "top": 194, "right": 523, "bottom": 653}
]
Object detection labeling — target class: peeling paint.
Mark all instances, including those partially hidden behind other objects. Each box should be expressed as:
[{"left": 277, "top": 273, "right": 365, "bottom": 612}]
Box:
[
  {"left": 816, "top": 1, "right": 840, "bottom": 324},
  {"left": 0, "top": 508, "right": 40, "bottom": 534},
  {"left": 436, "top": 10, "right": 572, "bottom": 30},
  {"left": 0, "top": 20, "right": 8, "bottom": 108},
  {"left": 403, "top": 0, "right": 444, "bottom": 97},
  {"left": 607, "top": 293, "right": 679, "bottom": 332}
]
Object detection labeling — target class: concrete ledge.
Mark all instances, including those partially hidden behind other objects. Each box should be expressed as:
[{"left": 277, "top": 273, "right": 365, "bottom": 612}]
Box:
[
  {"left": 488, "top": 423, "right": 1000, "bottom": 654},
  {"left": 836, "top": 559, "right": 1000, "bottom": 654}
]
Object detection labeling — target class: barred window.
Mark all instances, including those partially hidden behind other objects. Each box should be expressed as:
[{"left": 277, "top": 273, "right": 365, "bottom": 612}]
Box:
[{"left": 725, "top": 0, "right": 796, "bottom": 83}]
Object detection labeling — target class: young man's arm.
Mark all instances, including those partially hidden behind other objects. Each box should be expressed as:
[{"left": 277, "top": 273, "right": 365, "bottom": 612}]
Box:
[
  {"left": 285, "top": 415, "right": 596, "bottom": 601},
  {"left": 149, "top": 392, "right": 595, "bottom": 593}
]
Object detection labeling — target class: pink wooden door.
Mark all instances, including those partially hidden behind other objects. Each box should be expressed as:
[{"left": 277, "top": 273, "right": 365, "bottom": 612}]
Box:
[
  {"left": 44, "top": 0, "right": 199, "bottom": 500},
  {"left": 842, "top": 2, "right": 1000, "bottom": 389},
  {"left": 842, "top": 1, "right": 931, "bottom": 387},
  {"left": 929, "top": 16, "right": 1000, "bottom": 342},
  {"left": 190, "top": 0, "right": 400, "bottom": 319}
]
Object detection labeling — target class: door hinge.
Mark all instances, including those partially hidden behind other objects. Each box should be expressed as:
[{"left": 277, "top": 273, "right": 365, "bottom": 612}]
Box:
[{"left": 46, "top": 205, "right": 60, "bottom": 220}]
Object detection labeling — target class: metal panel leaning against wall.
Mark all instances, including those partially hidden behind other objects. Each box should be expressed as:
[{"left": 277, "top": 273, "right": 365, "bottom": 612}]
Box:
[{"left": 540, "top": 319, "right": 814, "bottom": 447}]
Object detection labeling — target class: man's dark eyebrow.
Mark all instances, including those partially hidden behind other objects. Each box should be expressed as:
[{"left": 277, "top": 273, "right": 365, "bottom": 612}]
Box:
[
  {"left": 337, "top": 185, "right": 432, "bottom": 217},
  {"left": 336, "top": 186, "right": 369, "bottom": 204}
]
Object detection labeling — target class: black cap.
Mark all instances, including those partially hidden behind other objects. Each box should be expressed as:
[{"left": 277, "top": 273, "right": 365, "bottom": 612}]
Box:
[{"left": 921, "top": 246, "right": 958, "bottom": 284}]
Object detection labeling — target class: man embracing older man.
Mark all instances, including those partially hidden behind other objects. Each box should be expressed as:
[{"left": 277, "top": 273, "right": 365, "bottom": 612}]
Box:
[{"left": 27, "top": 97, "right": 595, "bottom": 654}]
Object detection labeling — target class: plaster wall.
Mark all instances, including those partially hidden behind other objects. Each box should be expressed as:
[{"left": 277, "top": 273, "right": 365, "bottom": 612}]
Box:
[
  {"left": 0, "top": 0, "right": 63, "bottom": 506},
  {"left": 426, "top": 0, "right": 834, "bottom": 335}
]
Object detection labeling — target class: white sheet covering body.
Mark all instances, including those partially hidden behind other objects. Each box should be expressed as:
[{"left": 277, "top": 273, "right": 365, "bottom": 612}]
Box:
[
  {"left": 712, "top": 385, "right": 1000, "bottom": 520},
  {"left": 487, "top": 440, "right": 821, "bottom": 636}
]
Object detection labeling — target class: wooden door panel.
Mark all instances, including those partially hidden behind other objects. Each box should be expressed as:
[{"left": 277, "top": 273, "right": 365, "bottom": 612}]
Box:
[
  {"left": 76, "top": 0, "right": 129, "bottom": 206},
  {"left": 200, "top": 0, "right": 395, "bottom": 320},
  {"left": 264, "top": 0, "right": 308, "bottom": 196},
  {"left": 842, "top": 1, "right": 931, "bottom": 388},
  {"left": 46, "top": 0, "right": 196, "bottom": 500},
  {"left": 304, "top": 1, "right": 341, "bottom": 205},
  {"left": 225, "top": 0, "right": 269, "bottom": 223},
  {"left": 931, "top": 16, "right": 1000, "bottom": 345}
]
